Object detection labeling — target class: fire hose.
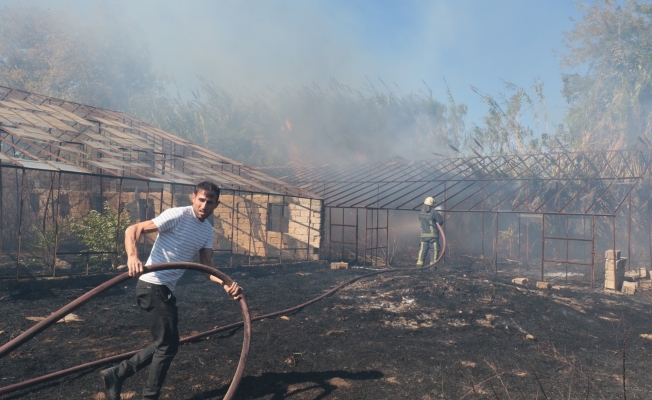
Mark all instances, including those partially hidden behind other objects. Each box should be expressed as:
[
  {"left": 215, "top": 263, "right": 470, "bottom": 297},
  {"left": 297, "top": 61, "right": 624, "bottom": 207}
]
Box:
[{"left": 0, "top": 223, "right": 445, "bottom": 398}]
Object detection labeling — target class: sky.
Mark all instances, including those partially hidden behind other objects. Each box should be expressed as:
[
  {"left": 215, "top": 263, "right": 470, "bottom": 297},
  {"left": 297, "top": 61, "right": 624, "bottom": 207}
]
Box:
[{"left": 3, "top": 0, "right": 582, "bottom": 127}]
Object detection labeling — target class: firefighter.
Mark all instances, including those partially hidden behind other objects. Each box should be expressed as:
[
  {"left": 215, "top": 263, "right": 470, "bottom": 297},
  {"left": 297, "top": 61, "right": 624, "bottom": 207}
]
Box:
[{"left": 416, "top": 196, "right": 444, "bottom": 266}]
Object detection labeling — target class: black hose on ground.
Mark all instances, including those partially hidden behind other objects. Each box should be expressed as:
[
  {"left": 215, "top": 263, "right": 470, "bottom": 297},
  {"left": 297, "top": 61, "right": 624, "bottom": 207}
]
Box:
[{"left": 0, "top": 223, "right": 444, "bottom": 398}]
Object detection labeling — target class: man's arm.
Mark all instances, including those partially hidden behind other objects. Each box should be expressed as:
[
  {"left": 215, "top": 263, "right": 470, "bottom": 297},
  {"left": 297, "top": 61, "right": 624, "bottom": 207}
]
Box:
[
  {"left": 199, "top": 248, "right": 242, "bottom": 299},
  {"left": 433, "top": 210, "right": 444, "bottom": 226},
  {"left": 125, "top": 220, "right": 159, "bottom": 277}
]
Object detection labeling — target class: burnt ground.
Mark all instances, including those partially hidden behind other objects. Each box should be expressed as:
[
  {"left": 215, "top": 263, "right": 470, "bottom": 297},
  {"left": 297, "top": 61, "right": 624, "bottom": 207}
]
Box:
[{"left": 2, "top": 259, "right": 652, "bottom": 399}]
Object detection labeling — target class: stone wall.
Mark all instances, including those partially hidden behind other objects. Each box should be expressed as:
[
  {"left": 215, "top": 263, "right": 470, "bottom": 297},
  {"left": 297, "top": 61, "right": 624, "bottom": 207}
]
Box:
[
  {"left": 214, "top": 194, "right": 322, "bottom": 260},
  {"left": 15, "top": 185, "right": 322, "bottom": 262}
]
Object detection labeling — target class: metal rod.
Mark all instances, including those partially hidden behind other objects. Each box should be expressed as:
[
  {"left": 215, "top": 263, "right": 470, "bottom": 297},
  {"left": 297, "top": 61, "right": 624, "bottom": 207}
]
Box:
[
  {"left": 386, "top": 209, "right": 389, "bottom": 267},
  {"left": 544, "top": 236, "right": 593, "bottom": 242},
  {"left": 542, "top": 214, "right": 546, "bottom": 282},
  {"left": 280, "top": 195, "right": 285, "bottom": 263},
  {"left": 364, "top": 209, "right": 368, "bottom": 267},
  {"left": 231, "top": 191, "right": 235, "bottom": 265},
  {"left": 328, "top": 206, "right": 332, "bottom": 261},
  {"left": 481, "top": 196, "right": 485, "bottom": 257},
  {"left": 341, "top": 208, "right": 345, "bottom": 260},
  {"left": 543, "top": 258, "right": 593, "bottom": 266},
  {"left": 307, "top": 199, "right": 312, "bottom": 261},
  {"left": 355, "top": 208, "right": 359, "bottom": 263},
  {"left": 16, "top": 169, "right": 25, "bottom": 278},
  {"left": 591, "top": 216, "right": 595, "bottom": 289},
  {"left": 444, "top": 181, "right": 448, "bottom": 262},
  {"left": 494, "top": 213, "right": 498, "bottom": 274},
  {"left": 566, "top": 215, "right": 569, "bottom": 284},
  {"left": 264, "top": 194, "right": 270, "bottom": 263},
  {"left": 52, "top": 172, "right": 62, "bottom": 277},
  {"left": 613, "top": 215, "right": 617, "bottom": 273},
  {"left": 159, "top": 186, "right": 164, "bottom": 215},
  {"left": 114, "top": 178, "right": 123, "bottom": 263},
  {"left": 628, "top": 193, "right": 631, "bottom": 270},
  {"left": 248, "top": 192, "right": 253, "bottom": 265},
  {"left": 144, "top": 181, "right": 150, "bottom": 254},
  {"left": 42, "top": 172, "right": 55, "bottom": 232},
  {"left": 518, "top": 214, "right": 521, "bottom": 278},
  {"left": 526, "top": 219, "right": 529, "bottom": 271}
]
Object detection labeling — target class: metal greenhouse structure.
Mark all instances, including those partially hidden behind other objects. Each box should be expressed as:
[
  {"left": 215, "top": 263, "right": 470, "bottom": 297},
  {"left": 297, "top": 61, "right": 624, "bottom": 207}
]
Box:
[
  {"left": 263, "top": 150, "right": 651, "bottom": 288},
  {"left": 0, "top": 86, "right": 322, "bottom": 278}
]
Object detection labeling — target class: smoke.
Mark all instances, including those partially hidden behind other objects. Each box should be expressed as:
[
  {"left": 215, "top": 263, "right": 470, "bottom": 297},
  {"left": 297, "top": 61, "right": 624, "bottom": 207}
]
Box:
[{"left": 0, "top": 0, "right": 578, "bottom": 165}]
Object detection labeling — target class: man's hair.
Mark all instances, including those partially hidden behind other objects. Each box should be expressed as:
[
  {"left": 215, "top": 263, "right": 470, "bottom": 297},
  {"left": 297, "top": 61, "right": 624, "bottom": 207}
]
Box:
[{"left": 194, "top": 181, "right": 220, "bottom": 199}]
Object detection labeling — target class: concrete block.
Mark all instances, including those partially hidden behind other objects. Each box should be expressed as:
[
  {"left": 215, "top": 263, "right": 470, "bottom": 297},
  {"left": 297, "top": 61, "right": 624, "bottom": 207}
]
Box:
[
  {"left": 511, "top": 278, "right": 529, "bottom": 286},
  {"left": 622, "top": 281, "right": 637, "bottom": 295},
  {"left": 605, "top": 259, "right": 615, "bottom": 271},
  {"left": 639, "top": 280, "right": 652, "bottom": 290},
  {"left": 605, "top": 278, "right": 621, "bottom": 291},
  {"left": 331, "top": 262, "right": 349, "bottom": 270},
  {"left": 536, "top": 281, "right": 552, "bottom": 290},
  {"left": 605, "top": 269, "right": 625, "bottom": 281},
  {"left": 624, "top": 270, "right": 640, "bottom": 282},
  {"left": 639, "top": 268, "right": 648, "bottom": 279},
  {"left": 606, "top": 250, "right": 621, "bottom": 260}
]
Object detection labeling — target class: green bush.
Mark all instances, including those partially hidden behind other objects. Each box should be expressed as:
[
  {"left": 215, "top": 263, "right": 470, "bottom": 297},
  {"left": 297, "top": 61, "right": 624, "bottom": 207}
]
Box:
[{"left": 70, "top": 201, "right": 131, "bottom": 269}]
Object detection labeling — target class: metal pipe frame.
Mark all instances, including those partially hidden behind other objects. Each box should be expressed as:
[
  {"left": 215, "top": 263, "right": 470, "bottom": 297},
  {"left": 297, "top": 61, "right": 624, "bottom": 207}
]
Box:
[
  {"left": 0, "top": 86, "right": 319, "bottom": 199},
  {"left": 262, "top": 150, "right": 650, "bottom": 218}
]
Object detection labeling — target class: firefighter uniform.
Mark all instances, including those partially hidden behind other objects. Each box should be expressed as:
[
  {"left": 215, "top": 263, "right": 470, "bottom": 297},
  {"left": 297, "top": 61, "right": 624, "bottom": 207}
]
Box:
[{"left": 416, "top": 197, "right": 444, "bottom": 266}]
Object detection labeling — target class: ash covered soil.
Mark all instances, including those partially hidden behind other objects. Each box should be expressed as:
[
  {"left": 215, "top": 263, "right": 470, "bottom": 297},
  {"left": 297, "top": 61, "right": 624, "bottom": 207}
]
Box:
[{"left": 2, "top": 260, "right": 652, "bottom": 399}]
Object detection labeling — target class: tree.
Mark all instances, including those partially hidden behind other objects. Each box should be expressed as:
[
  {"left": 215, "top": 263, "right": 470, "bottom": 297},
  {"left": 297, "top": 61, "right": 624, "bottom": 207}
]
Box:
[
  {"left": 0, "top": 4, "right": 162, "bottom": 113},
  {"left": 466, "top": 80, "right": 565, "bottom": 156},
  {"left": 562, "top": 0, "right": 652, "bottom": 150}
]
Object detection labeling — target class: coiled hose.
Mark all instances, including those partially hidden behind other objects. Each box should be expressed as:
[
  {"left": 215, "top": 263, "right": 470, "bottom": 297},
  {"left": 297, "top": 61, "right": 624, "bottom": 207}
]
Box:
[{"left": 0, "top": 223, "right": 445, "bottom": 398}]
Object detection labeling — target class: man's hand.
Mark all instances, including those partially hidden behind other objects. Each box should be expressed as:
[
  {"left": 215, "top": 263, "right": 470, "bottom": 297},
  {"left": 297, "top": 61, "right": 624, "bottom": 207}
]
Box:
[
  {"left": 223, "top": 281, "right": 242, "bottom": 300},
  {"left": 127, "top": 256, "right": 144, "bottom": 277}
]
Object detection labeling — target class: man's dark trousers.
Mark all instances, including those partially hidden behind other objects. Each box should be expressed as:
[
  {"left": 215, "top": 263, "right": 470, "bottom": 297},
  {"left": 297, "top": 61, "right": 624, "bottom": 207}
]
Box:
[
  {"left": 115, "top": 280, "right": 179, "bottom": 399},
  {"left": 416, "top": 237, "right": 439, "bottom": 266}
]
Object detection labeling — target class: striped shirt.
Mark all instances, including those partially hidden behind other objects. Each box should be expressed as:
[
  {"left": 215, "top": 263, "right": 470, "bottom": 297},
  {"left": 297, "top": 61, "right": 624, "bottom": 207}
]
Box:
[{"left": 139, "top": 206, "right": 214, "bottom": 291}]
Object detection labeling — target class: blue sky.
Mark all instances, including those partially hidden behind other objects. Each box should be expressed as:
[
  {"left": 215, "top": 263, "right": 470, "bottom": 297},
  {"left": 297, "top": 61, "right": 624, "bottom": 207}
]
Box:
[{"left": 6, "top": 0, "right": 582, "bottom": 128}]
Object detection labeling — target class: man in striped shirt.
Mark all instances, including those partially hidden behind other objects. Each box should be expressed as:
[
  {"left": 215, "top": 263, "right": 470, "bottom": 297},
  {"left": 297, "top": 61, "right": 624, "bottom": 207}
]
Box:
[{"left": 100, "top": 181, "right": 241, "bottom": 400}]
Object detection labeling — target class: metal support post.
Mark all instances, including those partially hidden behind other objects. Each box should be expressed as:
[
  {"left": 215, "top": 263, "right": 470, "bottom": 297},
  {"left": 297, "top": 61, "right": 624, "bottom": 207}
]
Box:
[
  {"left": 52, "top": 172, "right": 62, "bottom": 277},
  {"left": 230, "top": 191, "right": 235, "bottom": 266},
  {"left": 494, "top": 213, "right": 499, "bottom": 274},
  {"left": 628, "top": 193, "right": 631, "bottom": 270},
  {"left": 115, "top": 178, "right": 123, "bottom": 261},
  {"left": 364, "top": 209, "right": 368, "bottom": 267},
  {"left": 386, "top": 209, "right": 389, "bottom": 267},
  {"left": 541, "top": 215, "right": 546, "bottom": 282},
  {"left": 307, "top": 199, "right": 312, "bottom": 261},
  {"left": 248, "top": 193, "right": 253, "bottom": 265},
  {"left": 613, "top": 216, "right": 616, "bottom": 271},
  {"left": 526, "top": 219, "right": 529, "bottom": 271},
  {"left": 279, "top": 195, "right": 285, "bottom": 263},
  {"left": 518, "top": 214, "right": 521, "bottom": 278},
  {"left": 355, "top": 208, "right": 359, "bottom": 263},
  {"left": 591, "top": 216, "right": 595, "bottom": 290},
  {"left": 16, "top": 169, "right": 25, "bottom": 278},
  {"left": 264, "top": 194, "right": 270, "bottom": 263}
]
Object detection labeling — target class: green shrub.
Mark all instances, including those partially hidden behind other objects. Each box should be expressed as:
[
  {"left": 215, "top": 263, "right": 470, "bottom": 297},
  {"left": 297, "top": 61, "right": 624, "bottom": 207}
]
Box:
[{"left": 70, "top": 201, "right": 131, "bottom": 269}]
